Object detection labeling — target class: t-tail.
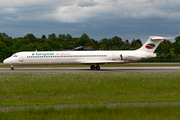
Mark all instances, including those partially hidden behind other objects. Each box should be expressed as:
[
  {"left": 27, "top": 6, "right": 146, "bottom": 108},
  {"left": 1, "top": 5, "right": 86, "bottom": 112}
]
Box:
[
  {"left": 132, "top": 36, "right": 173, "bottom": 60},
  {"left": 120, "top": 36, "right": 168, "bottom": 61},
  {"left": 136, "top": 36, "right": 165, "bottom": 53}
]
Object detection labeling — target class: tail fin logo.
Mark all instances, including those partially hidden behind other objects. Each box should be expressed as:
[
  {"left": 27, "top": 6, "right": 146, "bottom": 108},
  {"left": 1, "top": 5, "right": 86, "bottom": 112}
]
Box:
[{"left": 145, "top": 43, "right": 155, "bottom": 49}]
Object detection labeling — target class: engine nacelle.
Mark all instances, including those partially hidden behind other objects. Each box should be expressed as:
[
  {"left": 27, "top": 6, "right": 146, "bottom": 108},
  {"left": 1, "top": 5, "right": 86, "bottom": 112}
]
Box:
[{"left": 121, "top": 55, "right": 145, "bottom": 61}]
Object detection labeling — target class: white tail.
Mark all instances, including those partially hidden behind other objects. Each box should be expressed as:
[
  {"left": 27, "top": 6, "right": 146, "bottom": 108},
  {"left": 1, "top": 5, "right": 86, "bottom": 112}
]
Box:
[{"left": 136, "top": 36, "right": 165, "bottom": 53}]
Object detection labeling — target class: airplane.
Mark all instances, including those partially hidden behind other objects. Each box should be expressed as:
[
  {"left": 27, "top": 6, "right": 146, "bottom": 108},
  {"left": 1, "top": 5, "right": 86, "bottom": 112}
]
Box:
[{"left": 3, "top": 36, "right": 167, "bottom": 70}]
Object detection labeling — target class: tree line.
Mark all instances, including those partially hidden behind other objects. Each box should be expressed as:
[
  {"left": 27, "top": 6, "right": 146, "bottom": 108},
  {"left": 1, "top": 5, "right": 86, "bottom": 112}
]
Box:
[{"left": 0, "top": 32, "right": 180, "bottom": 61}]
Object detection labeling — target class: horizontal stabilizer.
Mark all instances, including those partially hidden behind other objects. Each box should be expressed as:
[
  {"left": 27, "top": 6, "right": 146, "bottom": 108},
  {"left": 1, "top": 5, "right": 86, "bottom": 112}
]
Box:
[{"left": 151, "top": 37, "right": 174, "bottom": 40}]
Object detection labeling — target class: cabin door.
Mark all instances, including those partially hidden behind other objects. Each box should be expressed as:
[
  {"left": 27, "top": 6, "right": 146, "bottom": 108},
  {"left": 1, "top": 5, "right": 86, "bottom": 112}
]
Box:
[{"left": 19, "top": 53, "right": 23, "bottom": 63}]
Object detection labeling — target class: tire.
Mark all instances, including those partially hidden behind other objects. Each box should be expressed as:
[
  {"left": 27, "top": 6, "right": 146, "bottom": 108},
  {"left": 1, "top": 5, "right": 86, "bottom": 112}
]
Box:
[
  {"left": 96, "top": 66, "right": 100, "bottom": 70},
  {"left": 90, "top": 65, "right": 95, "bottom": 70}
]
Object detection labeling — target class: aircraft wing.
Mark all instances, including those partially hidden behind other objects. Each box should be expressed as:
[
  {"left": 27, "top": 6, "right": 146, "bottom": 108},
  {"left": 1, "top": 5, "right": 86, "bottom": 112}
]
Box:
[{"left": 78, "top": 60, "right": 122, "bottom": 64}]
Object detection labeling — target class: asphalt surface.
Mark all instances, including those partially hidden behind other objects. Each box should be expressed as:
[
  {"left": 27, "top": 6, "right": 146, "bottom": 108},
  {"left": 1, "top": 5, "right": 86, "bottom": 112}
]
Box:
[{"left": 0, "top": 67, "right": 180, "bottom": 73}]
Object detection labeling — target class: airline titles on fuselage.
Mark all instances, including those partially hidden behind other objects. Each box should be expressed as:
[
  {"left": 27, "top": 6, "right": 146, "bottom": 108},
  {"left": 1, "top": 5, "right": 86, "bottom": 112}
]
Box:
[{"left": 33, "top": 53, "right": 71, "bottom": 56}]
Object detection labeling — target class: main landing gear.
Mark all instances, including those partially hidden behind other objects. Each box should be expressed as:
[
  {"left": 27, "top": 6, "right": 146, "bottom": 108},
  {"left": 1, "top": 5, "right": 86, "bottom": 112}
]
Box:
[
  {"left": 90, "top": 64, "right": 100, "bottom": 70},
  {"left": 11, "top": 65, "right": 14, "bottom": 70}
]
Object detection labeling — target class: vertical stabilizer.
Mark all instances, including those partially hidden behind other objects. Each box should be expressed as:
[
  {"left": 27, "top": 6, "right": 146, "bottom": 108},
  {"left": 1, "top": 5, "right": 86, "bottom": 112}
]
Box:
[{"left": 136, "top": 36, "right": 165, "bottom": 53}]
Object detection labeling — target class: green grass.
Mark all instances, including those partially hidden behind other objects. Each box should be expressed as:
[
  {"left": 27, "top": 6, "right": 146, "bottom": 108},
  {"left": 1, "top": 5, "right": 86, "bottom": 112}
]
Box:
[
  {"left": 1, "top": 106, "right": 180, "bottom": 120},
  {"left": 1, "top": 73, "right": 180, "bottom": 119},
  {"left": 0, "top": 73, "right": 180, "bottom": 107}
]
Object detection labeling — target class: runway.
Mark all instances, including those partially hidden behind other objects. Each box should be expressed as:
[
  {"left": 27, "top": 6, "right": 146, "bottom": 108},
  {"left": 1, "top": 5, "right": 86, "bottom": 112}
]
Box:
[{"left": 0, "top": 67, "right": 180, "bottom": 73}]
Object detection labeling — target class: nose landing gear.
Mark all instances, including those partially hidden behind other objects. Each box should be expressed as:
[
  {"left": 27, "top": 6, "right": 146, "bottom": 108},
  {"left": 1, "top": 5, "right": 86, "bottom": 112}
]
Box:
[
  {"left": 11, "top": 65, "right": 14, "bottom": 70},
  {"left": 90, "top": 64, "right": 100, "bottom": 70}
]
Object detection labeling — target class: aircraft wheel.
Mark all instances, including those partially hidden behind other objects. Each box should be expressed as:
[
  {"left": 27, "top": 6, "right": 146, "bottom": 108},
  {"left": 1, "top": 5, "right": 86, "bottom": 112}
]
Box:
[
  {"left": 96, "top": 66, "right": 100, "bottom": 70},
  {"left": 11, "top": 67, "right": 14, "bottom": 70},
  {"left": 90, "top": 65, "right": 95, "bottom": 70}
]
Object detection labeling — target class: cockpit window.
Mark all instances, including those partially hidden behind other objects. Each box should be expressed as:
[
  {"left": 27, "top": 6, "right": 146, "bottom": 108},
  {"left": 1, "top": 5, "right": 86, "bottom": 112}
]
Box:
[{"left": 12, "top": 54, "right": 18, "bottom": 57}]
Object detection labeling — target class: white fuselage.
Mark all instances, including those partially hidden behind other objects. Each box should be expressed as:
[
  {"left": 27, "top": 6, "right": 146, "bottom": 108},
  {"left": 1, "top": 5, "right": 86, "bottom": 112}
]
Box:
[
  {"left": 3, "top": 50, "right": 156, "bottom": 65},
  {"left": 3, "top": 36, "right": 167, "bottom": 70}
]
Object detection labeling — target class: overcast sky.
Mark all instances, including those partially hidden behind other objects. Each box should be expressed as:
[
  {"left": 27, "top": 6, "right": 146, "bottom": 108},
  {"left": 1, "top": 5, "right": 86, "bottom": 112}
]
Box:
[{"left": 0, "top": 0, "right": 180, "bottom": 43}]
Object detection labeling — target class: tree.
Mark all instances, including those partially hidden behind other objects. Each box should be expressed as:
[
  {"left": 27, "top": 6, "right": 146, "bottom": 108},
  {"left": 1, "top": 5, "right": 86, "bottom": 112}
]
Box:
[
  {"left": 58, "top": 34, "right": 66, "bottom": 42},
  {"left": 65, "top": 34, "right": 73, "bottom": 44},
  {"left": 78, "top": 33, "right": 93, "bottom": 46},
  {"left": 34, "top": 43, "right": 44, "bottom": 51},
  {"left": 0, "top": 41, "right": 8, "bottom": 60},
  {"left": 173, "top": 36, "right": 180, "bottom": 55},
  {"left": 0, "top": 37, "right": 13, "bottom": 47},
  {"left": 125, "top": 39, "right": 130, "bottom": 45},
  {"left": 111, "top": 36, "right": 124, "bottom": 50},
  {"left": 123, "top": 39, "right": 131, "bottom": 50},
  {"left": 136, "top": 39, "right": 142, "bottom": 46},
  {"left": 155, "top": 39, "right": 173, "bottom": 56},
  {"left": 48, "top": 33, "right": 60, "bottom": 50},
  {"left": 18, "top": 44, "right": 34, "bottom": 51},
  {"left": 7, "top": 46, "right": 16, "bottom": 57},
  {"left": 92, "top": 39, "right": 99, "bottom": 50},
  {"left": 42, "top": 35, "right": 47, "bottom": 39},
  {"left": 48, "top": 33, "right": 57, "bottom": 41},
  {"left": 19, "top": 37, "right": 31, "bottom": 45},
  {"left": 130, "top": 39, "right": 142, "bottom": 50},
  {"left": 99, "top": 38, "right": 111, "bottom": 50},
  {"left": 131, "top": 39, "right": 136, "bottom": 47},
  {"left": 43, "top": 43, "right": 54, "bottom": 51},
  {"left": 0, "top": 33, "right": 8, "bottom": 38},
  {"left": 24, "top": 33, "right": 37, "bottom": 43}
]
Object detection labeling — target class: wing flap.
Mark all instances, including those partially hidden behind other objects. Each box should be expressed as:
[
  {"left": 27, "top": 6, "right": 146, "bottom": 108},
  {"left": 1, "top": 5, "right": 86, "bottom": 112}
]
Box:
[
  {"left": 79, "top": 61, "right": 109, "bottom": 64},
  {"left": 79, "top": 60, "right": 124, "bottom": 64}
]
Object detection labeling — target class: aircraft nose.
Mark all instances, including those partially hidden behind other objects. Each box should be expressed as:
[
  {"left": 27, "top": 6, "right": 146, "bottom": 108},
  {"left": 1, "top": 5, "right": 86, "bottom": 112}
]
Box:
[{"left": 3, "top": 58, "right": 11, "bottom": 65}]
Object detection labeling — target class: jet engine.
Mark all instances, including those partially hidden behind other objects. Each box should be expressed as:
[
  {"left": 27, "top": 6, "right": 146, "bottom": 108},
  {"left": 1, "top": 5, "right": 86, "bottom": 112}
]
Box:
[{"left": 120, "top": 54, "right": 145, "bottom": 61}]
